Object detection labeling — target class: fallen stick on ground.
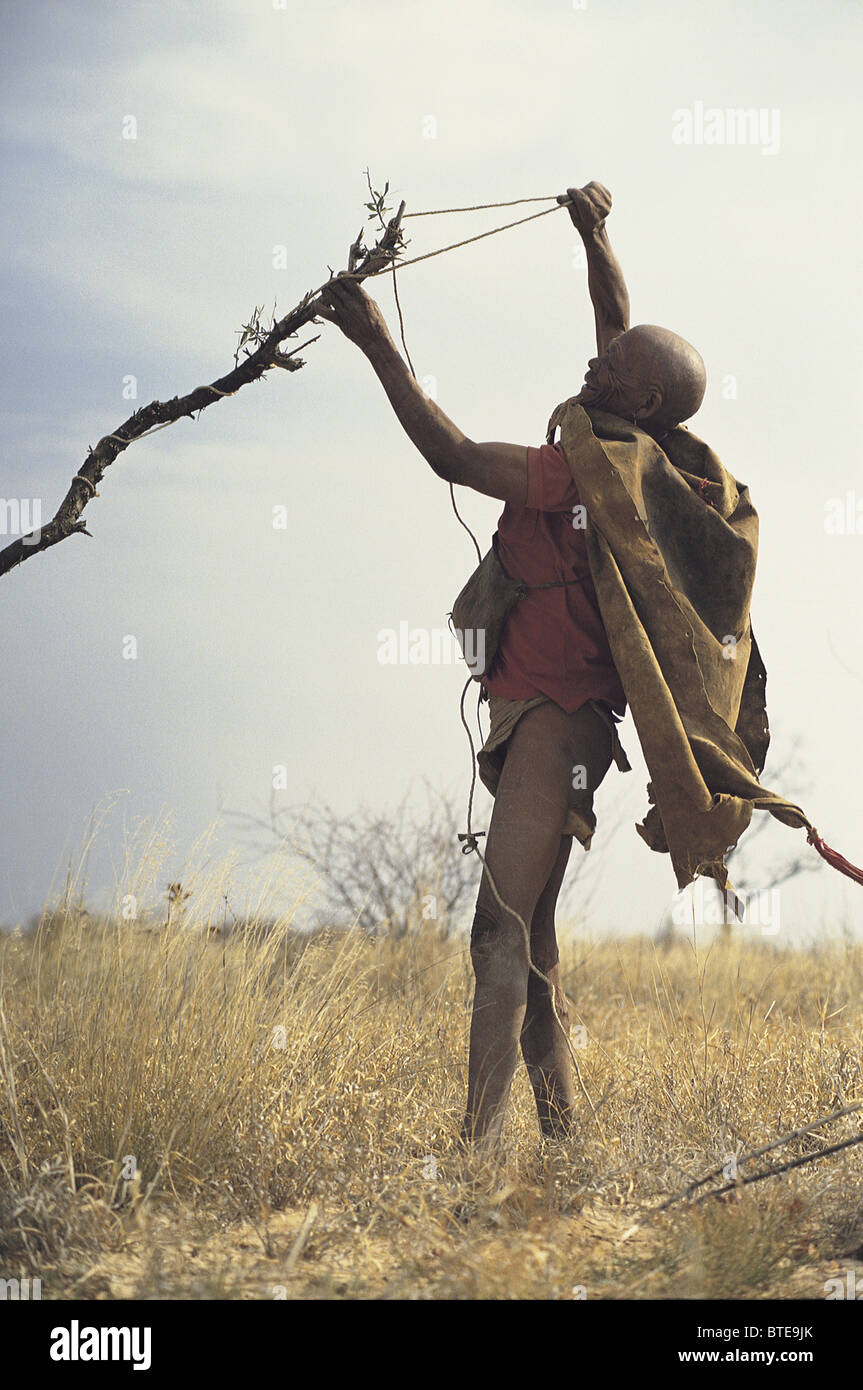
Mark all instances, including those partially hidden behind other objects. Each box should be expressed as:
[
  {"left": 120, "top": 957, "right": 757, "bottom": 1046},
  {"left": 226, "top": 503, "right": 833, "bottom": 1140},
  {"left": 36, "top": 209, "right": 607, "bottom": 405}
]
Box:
[{"left": 656, "top": 1101, "right": 863, "bottom": 1212}]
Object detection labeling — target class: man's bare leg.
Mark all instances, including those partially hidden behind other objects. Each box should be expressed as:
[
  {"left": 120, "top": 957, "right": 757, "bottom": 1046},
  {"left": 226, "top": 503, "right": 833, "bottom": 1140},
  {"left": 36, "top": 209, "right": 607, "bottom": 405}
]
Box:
[
  {"left": 460, "top": 702, "right": 612, "bottom": 1148},
  {"left": 520, "top": 836, "right": 578, "bottom": 1138}
]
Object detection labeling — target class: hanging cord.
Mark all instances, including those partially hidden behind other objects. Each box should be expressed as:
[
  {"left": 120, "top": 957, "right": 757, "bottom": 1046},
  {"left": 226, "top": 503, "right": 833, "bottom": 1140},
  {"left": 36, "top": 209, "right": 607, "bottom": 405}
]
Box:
[
  {"left": 448, "top": 485, "right": 482, "bottom": 565},
  {"left": 393, "top": 253, "right": 480, "bottom": 562},
  {"left": 455, "top": 676, "right": 484, "bottom": 857}
]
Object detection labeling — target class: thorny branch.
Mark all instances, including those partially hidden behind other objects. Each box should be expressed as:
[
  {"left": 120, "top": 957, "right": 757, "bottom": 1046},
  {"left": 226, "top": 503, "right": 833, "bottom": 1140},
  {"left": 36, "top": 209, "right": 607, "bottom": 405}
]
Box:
[
  {"left": 656, "top": 1101, "right": 863, "bottom": 1212},
  {"left": 0, "top": 192, "right": 407, "bottom": 580}
]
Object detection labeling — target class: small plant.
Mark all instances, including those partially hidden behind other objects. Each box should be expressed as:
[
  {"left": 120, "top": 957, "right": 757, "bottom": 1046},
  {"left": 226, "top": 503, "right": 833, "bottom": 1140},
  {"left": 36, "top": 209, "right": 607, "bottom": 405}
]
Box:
[
  {"left": 363, "top": 172, "right": 392, "bottom": 225},
  {"left": 164, "top": 880, "right": 191, "bottom": 928},
  {"left": 234, "top": 301, "right": 279, "bottom": 365}
]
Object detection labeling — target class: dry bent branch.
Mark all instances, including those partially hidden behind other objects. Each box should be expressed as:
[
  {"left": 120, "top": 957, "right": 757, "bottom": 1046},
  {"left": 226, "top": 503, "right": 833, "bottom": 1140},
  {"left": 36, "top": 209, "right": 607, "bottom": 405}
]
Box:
[{"left": 0, "top": 201, "right": 406, "bottom": 581}]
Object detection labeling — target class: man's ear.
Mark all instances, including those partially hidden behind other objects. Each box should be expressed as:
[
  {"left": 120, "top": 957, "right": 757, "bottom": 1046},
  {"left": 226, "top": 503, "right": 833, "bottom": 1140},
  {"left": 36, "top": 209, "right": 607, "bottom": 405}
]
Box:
[{"left": 635, "top": 386, "right": 663, "bottom": 421}]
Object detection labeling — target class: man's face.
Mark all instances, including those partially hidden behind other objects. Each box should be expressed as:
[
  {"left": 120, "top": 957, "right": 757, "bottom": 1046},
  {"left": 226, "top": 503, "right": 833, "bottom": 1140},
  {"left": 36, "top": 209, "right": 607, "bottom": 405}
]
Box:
[{"left": 575, "top": 333, "right": 650, "bottom": 419}]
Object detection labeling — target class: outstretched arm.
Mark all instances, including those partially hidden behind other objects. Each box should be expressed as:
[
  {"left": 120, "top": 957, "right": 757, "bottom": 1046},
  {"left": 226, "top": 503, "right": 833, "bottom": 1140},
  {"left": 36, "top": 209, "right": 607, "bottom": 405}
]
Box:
[
  {"left": 316, "top": 278, "right": 527, "bottom": 505},
  {"left": 559, "top": 182, "right": 630, "bottom": 354}
]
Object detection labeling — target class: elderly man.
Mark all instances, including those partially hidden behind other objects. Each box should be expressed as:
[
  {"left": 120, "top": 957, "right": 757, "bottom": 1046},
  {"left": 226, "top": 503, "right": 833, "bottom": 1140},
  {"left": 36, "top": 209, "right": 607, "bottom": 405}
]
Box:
[{"left": 317, "top": 183, "right": 716, "bottom": 1147}]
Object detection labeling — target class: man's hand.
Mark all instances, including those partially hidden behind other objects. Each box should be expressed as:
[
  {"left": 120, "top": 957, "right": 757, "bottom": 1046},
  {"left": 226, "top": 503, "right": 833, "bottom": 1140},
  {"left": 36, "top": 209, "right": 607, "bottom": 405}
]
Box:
[
  {"left": 315, "top": 275, "right": 393, "bottom": 351},
  {"left": 558, "top": 181, "right": 612, "bottom": 238}
]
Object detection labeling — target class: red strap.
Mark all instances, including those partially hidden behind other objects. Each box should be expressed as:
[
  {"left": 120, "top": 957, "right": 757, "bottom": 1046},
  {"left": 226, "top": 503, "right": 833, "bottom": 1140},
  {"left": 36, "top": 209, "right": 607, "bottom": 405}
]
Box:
[
  {"left": 697, "top": 476, "right": 717, "bottom": 510},
  {"left": 807, "top": 827, "right": 863, "bottom": 887}
]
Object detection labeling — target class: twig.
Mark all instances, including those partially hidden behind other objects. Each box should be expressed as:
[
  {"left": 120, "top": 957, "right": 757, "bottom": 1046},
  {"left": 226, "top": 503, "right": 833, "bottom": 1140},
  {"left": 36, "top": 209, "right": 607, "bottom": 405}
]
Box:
[
  {"left": 656, "top": 1101, "right": 863, "bottom": 1212},
  {"left": 690, "top": 1130, "right": 863, "bottom": 1204},
  {"left": 284, "top": 1201, "right": 319, "bottom": 1275}
]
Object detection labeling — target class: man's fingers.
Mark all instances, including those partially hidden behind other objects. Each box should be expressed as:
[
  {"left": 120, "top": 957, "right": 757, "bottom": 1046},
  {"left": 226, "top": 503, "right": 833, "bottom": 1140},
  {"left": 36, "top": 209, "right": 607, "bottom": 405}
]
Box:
[
  {"left": 313, "top": 276, "right": 384, "bottom": 347},
  {"left": 582, "top": 181, "right": 612, "bottom": 214}
]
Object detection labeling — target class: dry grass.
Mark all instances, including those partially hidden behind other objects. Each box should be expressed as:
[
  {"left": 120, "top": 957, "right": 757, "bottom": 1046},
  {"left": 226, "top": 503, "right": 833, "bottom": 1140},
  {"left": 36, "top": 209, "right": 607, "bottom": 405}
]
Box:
[{"left": 1, "top": 857, "right": 862, "bottom": 1300}]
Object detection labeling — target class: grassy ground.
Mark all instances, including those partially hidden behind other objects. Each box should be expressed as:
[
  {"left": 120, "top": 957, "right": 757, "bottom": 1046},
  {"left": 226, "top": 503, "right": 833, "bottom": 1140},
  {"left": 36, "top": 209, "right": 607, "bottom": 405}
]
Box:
[{"left": 1, "top": 893, "right": 862, "bottom": 1300}]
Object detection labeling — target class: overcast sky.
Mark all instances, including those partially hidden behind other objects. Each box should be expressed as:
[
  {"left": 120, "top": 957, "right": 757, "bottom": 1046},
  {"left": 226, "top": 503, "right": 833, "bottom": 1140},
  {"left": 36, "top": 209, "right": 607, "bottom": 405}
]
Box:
[{"left": 2, "top": 0, "right": 862, "bottom": 942}]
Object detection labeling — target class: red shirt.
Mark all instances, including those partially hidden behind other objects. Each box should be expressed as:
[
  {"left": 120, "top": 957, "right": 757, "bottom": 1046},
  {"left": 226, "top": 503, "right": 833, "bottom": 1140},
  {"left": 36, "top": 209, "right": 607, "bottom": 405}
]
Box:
[{"left": 481, "top": 443, "right": 627, "bottom": 716}]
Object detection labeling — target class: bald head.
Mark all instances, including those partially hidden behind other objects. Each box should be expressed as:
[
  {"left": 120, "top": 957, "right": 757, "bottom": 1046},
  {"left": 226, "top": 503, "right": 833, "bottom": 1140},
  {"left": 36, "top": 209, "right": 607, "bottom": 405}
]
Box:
[{"left": 576, "top": 324, "right": 706, "bottom": 435}]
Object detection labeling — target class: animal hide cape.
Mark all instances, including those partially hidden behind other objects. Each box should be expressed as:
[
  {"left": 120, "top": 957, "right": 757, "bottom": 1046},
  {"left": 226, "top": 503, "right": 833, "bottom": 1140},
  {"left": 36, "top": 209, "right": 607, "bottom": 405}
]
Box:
[{"left": 546, "top": 397, "right": 812, "bottom": 898}]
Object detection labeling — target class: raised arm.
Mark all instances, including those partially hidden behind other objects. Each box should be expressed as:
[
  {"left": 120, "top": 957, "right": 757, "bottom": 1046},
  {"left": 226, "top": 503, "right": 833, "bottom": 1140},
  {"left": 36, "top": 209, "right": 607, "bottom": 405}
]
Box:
[
  {"left": 316, "top": 277, "right": 527, "bottom": 505},
  {"left": 558, "top": 182, "right": 630, "bottom": 354}
]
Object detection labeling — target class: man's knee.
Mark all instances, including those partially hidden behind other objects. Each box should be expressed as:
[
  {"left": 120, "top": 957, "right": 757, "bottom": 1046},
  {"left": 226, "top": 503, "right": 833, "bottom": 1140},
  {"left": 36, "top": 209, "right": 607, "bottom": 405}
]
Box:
[
  {"left": 529, "top": 941, "right": 560, "bottom": 977},
  {"left": 526, "top": 905, "right": 560, "bottom": 976},
  {"left": 527, "top": 955, "right": 567, "bottom": 1004},
  {"left": 470, "top": 906, "right": 529, "bottom": 990}
]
